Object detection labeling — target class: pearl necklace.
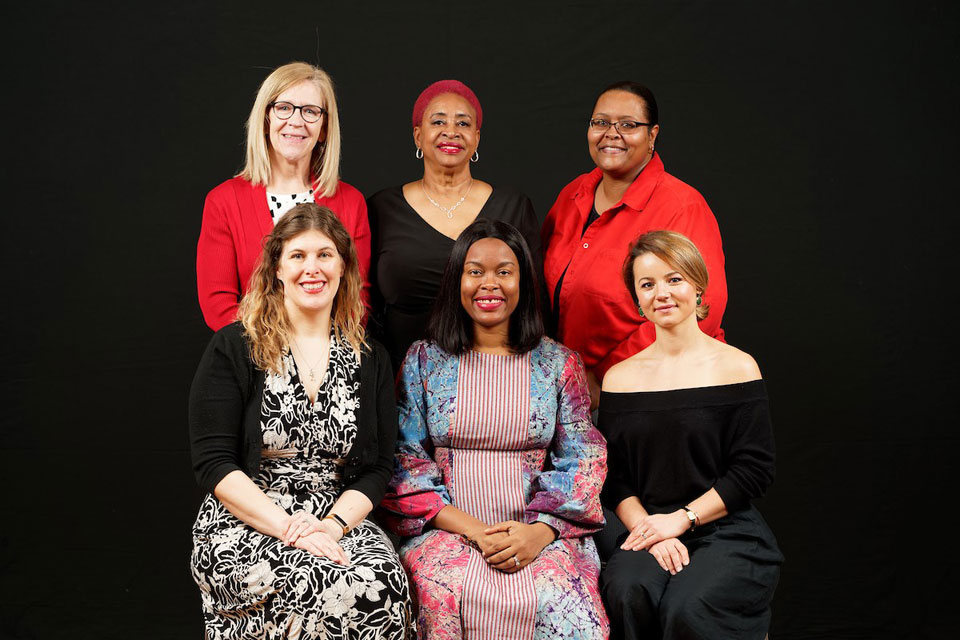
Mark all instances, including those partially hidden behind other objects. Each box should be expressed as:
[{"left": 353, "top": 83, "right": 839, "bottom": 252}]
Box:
[{"left": 421, "top": 179, "right": 473, "bottom": 219}]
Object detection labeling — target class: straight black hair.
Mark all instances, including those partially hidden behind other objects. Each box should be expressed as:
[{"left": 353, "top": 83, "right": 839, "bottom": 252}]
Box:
[{"left": 428, "top": 219, "right": 544, "bottom": 355}]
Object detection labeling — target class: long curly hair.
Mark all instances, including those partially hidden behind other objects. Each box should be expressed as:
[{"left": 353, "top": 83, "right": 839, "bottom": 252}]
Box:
[{"left": 238, "top": 203, "right": 366, "bottom": 374}]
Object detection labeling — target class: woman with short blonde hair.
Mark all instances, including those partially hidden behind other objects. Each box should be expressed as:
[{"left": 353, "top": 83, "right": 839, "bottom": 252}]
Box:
[
  {"left": 197, "top": 62, "right": 370, "bottom": 332},
  {"left": 598, "top": 230, "right": 781, "bottom": 639}
]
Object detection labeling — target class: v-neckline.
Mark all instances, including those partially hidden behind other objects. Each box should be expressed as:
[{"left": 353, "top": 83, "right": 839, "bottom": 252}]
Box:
[
  {"left": 398, "top": 184, "right": 495, "bottom": 241},
  {"left": 289, "top": 340, "right": 333, "bottom": 407}
]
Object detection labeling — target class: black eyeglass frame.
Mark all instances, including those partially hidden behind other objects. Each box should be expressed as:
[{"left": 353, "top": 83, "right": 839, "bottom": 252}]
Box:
[
  {"left": 269, "top": 101, "right": 327, "bottom": 123},
  {"left": 587, "top": 118, "right": 653, "bottom": 133}
]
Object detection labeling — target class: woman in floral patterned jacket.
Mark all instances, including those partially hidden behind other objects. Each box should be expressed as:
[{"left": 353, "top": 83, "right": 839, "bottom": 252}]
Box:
[{"left": 381, "top": 218, "right": 610, "bottom": 639}]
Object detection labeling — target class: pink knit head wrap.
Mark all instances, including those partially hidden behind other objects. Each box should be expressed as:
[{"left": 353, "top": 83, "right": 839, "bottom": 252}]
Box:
[{"left": 411, "top": 80, "right": 483, "bottom": 129}]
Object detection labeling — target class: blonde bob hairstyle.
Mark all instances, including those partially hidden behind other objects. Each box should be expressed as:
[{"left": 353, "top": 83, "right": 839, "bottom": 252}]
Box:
[
  {"left": 622, "top": 230, "right": 711, "bottom": 320},
  {"left": 237, "top": 62, "right": 342, "bottom": 197},
  {"left": 238, "top": 203, "right": 366, "bottom": 374}
]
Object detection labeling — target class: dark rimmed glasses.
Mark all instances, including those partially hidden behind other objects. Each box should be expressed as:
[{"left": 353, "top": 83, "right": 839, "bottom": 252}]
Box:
[
  {"left": 270, "top": 101, "right": 326, "bottom": 123},
  {"left": 588, "top": 118, "right": 652, "bottom": 133}
]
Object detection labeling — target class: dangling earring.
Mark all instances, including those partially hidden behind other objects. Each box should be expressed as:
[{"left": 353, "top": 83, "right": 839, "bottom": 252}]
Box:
[
  {"left": 471, "top": 149, "right": 479, "bottom": 162},
  {"left": 696, "top": 293, "right": 702, "bottom": 306},
  {"left": 415, "top": 147, "right": 423, "bottom": 159},
  {"left": 638, "top": 305, "right": 645, "bottom": 317}
]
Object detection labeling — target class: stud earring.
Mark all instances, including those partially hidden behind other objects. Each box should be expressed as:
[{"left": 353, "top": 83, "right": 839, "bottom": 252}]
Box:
[{"left": 415, "top": 147, "right": 423, "bottom": 159}]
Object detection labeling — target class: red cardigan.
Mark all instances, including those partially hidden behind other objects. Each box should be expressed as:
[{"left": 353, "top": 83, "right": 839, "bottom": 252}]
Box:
[
  {"left": 196, "top": 176, "right": 371, "bottom": 331},
  {"left": 541, "top": 153, "right": 726, "bottom": 379}
]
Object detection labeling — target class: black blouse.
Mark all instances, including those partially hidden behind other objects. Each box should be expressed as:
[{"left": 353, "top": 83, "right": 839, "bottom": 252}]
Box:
[
  {"left": 597, "top": 380, "right": 776, "bottom": 515},
  {"left": 367, "top": 185, "right": 543, "bottom": 372}
]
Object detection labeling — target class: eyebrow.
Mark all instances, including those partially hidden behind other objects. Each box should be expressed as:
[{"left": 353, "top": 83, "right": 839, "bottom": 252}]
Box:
[
  {"left": 287, "top": 245, "right": 335, "bottom": 253},
  {"left": 430, "top": 111, "right": 473, "bottom": 119},
  {"left": 465, "top": 260, "right": 516, "bottom": 267},
  {"left": 637, "top": 271, "right": 681, "bottom": 280}
]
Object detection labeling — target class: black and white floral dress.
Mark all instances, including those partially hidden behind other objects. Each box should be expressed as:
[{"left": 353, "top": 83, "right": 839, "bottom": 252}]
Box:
[{"left": 190, "top": 336, "right": 412, "bottom": 639}]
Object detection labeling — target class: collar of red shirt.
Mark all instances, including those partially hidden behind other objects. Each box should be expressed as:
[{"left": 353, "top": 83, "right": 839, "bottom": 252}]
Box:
[{"left": 572, "top": 151, "right": 666, "bottom": 214}]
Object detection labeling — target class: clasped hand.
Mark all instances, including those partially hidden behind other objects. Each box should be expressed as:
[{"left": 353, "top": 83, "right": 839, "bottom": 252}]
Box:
[
  {"left": 468, "top": 520, "right": 555, "bottom": 574},
  {"left": 281, "top": 510, "right": 349, "bottom": 565},
  {"left": 620, "top": 511, "right": 691, "bottom": 575}
]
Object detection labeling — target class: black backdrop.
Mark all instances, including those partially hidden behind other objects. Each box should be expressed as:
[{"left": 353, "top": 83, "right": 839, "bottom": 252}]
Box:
[{"left": 1, "top": 1, "right": 957, "bottom": 638}]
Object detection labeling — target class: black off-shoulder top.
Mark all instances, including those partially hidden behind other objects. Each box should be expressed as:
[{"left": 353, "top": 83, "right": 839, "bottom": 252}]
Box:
[{"left": 597, "top": 380, "right": 775, "bottom": 514}]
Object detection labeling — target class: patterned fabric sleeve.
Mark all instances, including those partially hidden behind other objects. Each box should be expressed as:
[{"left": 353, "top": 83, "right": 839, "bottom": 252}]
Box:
[
  {"left": 524, "top": 349, "right": 607, "bottom": 538},
  {"left": 380, "top": 342, "right": 451, "bottom": 536}
]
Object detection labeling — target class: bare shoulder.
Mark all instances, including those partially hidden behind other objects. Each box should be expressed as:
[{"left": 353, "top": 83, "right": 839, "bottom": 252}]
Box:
[
  {"left": 711, "top": 340, "right": 762, "bottom": 384},
  {"left": 602, "top": 351, "right": 653, "bottom": 392}
]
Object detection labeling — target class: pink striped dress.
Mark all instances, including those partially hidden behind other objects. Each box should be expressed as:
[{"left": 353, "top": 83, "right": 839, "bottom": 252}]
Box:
[{"left": 382, "top": 338, "right": 609, "bottom": 640}]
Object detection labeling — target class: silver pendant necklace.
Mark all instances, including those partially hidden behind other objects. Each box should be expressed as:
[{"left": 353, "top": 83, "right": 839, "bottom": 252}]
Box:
[
  {"left": 421, "top": 179, "right": 473, "bottom": 219},
  {"left": 290, "top": 337, "right": 327, "bottom": 382}
]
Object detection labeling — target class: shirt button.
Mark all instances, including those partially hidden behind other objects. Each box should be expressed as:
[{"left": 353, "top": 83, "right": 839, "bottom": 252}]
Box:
[{"left": 582, "top": 242, "right": 589, "bottom": 248}]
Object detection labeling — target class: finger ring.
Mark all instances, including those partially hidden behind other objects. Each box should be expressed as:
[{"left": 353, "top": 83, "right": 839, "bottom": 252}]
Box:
[
  {"left": 640, "top": 532, "right": 647, "bottom": 539},
  {"left": 513, "top": 556, "right": 520, "bottom": 567}
]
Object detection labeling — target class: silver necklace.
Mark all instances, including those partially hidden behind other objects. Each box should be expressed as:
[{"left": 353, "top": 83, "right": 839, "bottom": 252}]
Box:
[
  {"left": 290, "top": 336, "right": 328, "bottom": 382},
  {"left": 421, "top": 179, "right": 473, "bottom": 219}
]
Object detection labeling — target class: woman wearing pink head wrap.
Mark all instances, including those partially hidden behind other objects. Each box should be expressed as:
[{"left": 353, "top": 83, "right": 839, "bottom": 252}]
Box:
[{"left": 367, "top": 79, "right": 543, "bottom": 372}]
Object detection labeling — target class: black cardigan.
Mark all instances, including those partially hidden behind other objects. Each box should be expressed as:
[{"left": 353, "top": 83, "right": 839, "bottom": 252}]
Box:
[{"left": 189, "top": 322, "right": 398, "bottom": 507}]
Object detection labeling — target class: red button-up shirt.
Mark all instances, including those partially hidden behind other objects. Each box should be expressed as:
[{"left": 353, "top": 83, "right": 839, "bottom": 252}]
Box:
[{"left": 541, "top": 153, "right": 726, "bottom": 379}]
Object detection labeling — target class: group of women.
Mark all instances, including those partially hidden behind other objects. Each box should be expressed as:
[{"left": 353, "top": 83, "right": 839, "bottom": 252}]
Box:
[{"left": 189, "top": 62, "right": 782, "bottom": 640}]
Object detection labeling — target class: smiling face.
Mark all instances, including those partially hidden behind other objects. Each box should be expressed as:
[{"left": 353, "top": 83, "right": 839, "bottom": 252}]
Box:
[
  {"left": 276, "top": 229, "right": 344, "bottom": 317},
  {"left": 413, "top": 93, "right": 479, "bottom": 170},
  {"left": 268, "top": 80, "right": 326, "bottom": 169},
  {"left": 460, "top": 237, "right": 520, "bottom": 336},
  {"left": 632, "top": 252, "right": 701, "bottom": 329},
  {"left": 588, "top": 89, "right": 659, "bottom": 180}
]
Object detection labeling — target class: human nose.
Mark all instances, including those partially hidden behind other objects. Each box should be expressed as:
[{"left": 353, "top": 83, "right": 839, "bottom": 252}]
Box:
[
  {"left": 654, "top": 282, "right": 670, "bottom": 298},
  {"left": 480, "top": 272, "right": 500, "bottom": 288},
  {"left": 442, "top": 121, "right": 459, "bottom": 137},
  {"left": 286, "top": 107, "right": 306, "bottom": 126},
  {"left": 303, "top": 255, "right": 321, "bottom": 273}
]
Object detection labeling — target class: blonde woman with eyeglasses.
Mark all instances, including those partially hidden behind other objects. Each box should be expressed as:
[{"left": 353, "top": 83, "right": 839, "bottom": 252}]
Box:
[{"left": 197, "top": 62, "right": 371, "bottom": 331}]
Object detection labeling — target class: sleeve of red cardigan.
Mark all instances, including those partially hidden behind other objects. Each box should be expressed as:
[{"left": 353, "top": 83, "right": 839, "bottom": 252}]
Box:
[
  {"left": 595, "top": 197, "right": 727, "bottom": 380},
  {"left": 335, "top": 184, "right": 372, "bottom": 311},
  {"left": 197, "top": 189, "right": 241, "bottom": 331}
]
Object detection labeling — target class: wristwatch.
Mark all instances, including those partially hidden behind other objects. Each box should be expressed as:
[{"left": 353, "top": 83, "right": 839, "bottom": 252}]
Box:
[{"left": 681, "top": 506, "right": 699, "bottom": 531}]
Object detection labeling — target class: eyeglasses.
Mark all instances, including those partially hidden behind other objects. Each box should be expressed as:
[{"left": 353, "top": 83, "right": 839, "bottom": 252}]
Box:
[
  {"left": 270, "top": 101, "right": 326, "bottom": 123},
  {"left": 588, "top": 118, "right": 652, "bottom": 133}
]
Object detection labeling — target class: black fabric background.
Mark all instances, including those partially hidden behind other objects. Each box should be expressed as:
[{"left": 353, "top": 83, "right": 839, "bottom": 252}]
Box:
[{"left": 1, "top": 1, "right": 956, "bottom": 638}]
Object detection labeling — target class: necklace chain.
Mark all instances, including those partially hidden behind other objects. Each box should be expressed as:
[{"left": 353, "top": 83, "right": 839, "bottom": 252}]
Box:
[
  {"left": 290, "top": 336, "right": 327, "bottom": 382},
  {"left": 421, "top": 179, "right": 473, "bottom": 219}
]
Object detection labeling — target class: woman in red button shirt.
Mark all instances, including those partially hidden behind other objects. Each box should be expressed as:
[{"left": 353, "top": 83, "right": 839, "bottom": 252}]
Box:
[
  {"left": 541, "top": 81, "right": 726, "bottom": 407},
  {"left": 196, "top": 62, "right": 370, "bottom": 331}
]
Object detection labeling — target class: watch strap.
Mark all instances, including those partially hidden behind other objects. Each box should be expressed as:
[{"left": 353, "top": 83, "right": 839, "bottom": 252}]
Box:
[{"left": 324, "top": 512, "right": 349, "bottom": 536}]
